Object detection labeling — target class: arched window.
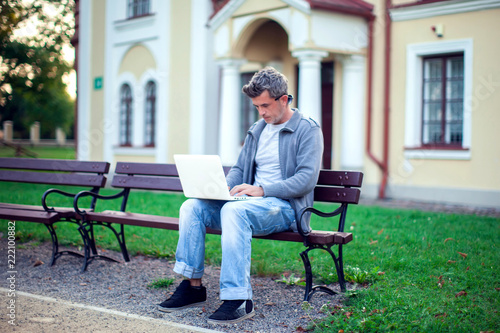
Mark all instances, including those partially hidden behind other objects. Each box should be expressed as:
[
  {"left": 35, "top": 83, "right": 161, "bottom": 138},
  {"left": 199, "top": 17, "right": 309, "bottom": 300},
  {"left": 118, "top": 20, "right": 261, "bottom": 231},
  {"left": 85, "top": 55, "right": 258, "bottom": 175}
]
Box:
[
  {"left": 145, "top": 81, "right": 156, "bottom": 147},
  {"left": 120, "top": 84, "right": 133, "bottom": 146}
]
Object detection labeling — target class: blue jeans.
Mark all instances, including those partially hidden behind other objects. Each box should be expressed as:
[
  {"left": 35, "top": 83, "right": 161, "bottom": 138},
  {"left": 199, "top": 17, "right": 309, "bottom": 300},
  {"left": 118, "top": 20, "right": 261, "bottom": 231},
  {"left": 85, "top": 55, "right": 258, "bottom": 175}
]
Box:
[{"left": 173, "top": 197, "right": 295, "bottom": 300}]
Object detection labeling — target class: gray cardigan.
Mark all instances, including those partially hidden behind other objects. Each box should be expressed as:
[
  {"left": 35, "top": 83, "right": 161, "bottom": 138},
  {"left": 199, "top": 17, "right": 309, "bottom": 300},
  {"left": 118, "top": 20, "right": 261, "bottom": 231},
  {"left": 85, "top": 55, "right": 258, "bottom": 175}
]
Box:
[{"left": 226, "top": 109, "right": 323, "bottom": 233}]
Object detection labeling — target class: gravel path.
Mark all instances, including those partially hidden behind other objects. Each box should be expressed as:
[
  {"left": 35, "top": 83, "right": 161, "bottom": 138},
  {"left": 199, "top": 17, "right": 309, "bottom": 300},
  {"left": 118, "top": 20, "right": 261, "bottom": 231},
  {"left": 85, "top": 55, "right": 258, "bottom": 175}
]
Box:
[{"left": 0, "top": 237, "right": 347, "bottom": 332}]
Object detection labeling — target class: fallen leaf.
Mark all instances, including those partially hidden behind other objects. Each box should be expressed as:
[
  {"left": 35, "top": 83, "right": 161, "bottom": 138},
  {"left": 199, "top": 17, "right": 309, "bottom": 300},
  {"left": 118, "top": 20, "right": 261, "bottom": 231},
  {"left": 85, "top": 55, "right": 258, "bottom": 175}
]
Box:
[
  {"left": 377, "top": 228, "right": 384, "bottom": 235},
  {"left": 466, "top": 266, "right": 470, "bottom": 271},
  {"left": 338, "top": 330, "right": 345, "bottom": 333},
  {"left": 458, "top": 252, "right": 468, "bottom": 259},
  {"left": 495, "top": 288, "right": 500, "bottom": 291},
  {"left": 455, "top": 291, "right": 467, "bottom": 298},
  {"left": 345, "top": 312, "right": 353, "bottom": 319},
  {"left": 447, "top": 260, "right": 456, "bottom": 264},
  {"left": 370, "top": 240, "right": 378, "bottom": 245},
  {"left": 434, "top": 312, "right": 447, "bottom": 318},
  {"left": 444, "top": 238, "right": 454, "bottom": 243},
  {"left": 33, "top": 260, "right": 44, "bottom": 267},
  {"left": 378, "top": 272, "right": 385, "bottom": 276}
]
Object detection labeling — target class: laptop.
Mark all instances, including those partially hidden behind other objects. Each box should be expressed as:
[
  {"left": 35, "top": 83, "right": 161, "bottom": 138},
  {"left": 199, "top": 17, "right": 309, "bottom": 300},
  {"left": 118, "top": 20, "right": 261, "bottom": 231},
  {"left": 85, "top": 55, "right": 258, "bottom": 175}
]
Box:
[{"left": 174, "top": 154, "right": 261, "bottom": 201}]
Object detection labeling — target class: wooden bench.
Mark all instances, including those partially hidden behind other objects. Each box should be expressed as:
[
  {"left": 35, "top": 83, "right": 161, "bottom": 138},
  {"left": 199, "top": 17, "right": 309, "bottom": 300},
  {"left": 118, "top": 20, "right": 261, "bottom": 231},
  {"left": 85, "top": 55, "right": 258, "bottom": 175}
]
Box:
[
  {"left": 74, "top": 162, "right": 363, "bottom": 301},
  {"left": 0, "top": 157, "right": 110, "bottom": 268}
]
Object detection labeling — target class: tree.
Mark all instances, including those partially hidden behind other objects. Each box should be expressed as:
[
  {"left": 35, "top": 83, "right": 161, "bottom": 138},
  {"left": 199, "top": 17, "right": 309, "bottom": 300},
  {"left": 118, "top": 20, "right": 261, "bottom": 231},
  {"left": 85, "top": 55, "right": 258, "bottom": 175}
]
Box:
[{"left": 0, "top": 0, "right": 75, "bottom": 139}]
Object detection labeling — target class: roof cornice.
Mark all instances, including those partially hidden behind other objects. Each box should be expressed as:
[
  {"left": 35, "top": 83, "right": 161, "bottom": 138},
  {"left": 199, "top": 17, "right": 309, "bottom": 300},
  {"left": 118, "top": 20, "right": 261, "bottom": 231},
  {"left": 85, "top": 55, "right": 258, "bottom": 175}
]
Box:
[
  {"left": 207, "top": 0, "right": 311, "bottom": 30},
  {"left": 390, "top": 0, "right": 500, "bottom": 22}
]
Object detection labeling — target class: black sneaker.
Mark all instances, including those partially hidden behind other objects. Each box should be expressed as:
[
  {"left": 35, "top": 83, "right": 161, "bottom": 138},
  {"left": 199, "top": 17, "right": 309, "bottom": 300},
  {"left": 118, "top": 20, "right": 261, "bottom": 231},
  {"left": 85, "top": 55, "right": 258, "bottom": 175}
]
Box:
[
  {"left": 157, "top": 280, "right": 206, "bottom": 312},
  {"left": 208, "top": 300, "right": 255, "bottom": 324}
]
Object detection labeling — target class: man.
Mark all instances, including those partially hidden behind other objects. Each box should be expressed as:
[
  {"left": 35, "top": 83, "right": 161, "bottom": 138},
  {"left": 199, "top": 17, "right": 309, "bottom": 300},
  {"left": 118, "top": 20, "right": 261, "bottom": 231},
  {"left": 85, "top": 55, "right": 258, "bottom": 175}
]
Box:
[{"left": 158, "top": 67, "right": 323, "bottom": 324}]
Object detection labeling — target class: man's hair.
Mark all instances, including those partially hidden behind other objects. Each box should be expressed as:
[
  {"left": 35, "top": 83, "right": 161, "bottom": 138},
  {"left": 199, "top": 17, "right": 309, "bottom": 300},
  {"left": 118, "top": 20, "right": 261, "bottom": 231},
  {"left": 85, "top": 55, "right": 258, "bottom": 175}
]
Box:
[{"left": 242, "top": 66, "right": 288, "bottom": 99}]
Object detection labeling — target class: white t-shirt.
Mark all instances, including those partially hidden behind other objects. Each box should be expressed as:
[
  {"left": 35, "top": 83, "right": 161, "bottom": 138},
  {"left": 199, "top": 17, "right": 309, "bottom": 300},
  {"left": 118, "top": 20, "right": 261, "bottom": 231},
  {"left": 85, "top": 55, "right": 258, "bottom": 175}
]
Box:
[{"left": 253, "top": 122, "right": 287, "bottom": 188}]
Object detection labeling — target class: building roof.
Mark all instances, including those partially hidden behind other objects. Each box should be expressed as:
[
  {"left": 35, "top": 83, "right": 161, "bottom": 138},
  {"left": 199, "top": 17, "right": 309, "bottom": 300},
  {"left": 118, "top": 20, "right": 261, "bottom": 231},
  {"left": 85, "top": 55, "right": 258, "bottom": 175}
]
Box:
[
  {"left": 210, "top": 0, "right": 374, "bottom": 20},
  {"left": 307, "top": 0, "right": 374, "bottom": 18},
  {"left": 390, "top": 0, "right": 451, "bottom": 9}
]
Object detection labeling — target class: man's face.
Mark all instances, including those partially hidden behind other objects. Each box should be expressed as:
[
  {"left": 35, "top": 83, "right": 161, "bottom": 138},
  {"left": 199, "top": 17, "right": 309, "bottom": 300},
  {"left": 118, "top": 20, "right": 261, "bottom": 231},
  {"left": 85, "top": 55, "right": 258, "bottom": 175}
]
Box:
[{"left": 251, "top": 90, "right": 289, "bottom": 125}]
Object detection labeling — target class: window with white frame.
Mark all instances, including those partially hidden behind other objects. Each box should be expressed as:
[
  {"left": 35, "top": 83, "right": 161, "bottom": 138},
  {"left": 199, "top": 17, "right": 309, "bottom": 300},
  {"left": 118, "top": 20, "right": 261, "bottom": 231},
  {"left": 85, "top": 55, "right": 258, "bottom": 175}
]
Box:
[
  {"left": 422, "top": 54, "right": 464, "bottom": 147},
  {"left": 404, "top": 39, "right": 472, "bottom": 160},
  {"left": 120, "top": 84, "right": 133, "bottom": 146},
  {"left": 127, "top": 0, "right": 150, "bottom": 19},
  {"left": 145, "top": 81, "right": 156, "bottom": 147}
]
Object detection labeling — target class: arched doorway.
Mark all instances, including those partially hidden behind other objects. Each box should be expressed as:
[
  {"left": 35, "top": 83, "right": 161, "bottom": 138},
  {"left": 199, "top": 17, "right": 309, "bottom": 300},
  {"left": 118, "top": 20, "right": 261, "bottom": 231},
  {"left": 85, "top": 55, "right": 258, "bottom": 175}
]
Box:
[{"left": 239, "top": 19, "right": 334, "bottom": 169}]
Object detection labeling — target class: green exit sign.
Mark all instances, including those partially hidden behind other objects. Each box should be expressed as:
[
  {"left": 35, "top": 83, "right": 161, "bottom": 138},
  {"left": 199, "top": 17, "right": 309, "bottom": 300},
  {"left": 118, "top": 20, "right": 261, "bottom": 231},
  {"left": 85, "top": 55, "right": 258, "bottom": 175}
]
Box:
[{"left": 94, "top": 77, "right": 103, "bottom": 90}]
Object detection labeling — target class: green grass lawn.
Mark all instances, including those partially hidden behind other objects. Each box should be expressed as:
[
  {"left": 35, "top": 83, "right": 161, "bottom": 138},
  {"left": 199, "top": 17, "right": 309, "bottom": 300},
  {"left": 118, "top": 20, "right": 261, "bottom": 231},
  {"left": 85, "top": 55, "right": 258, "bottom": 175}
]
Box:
[
  {"left": 0, "top": 147, "right": 498, "bottom": 331},
  {"left": 0, "top": 182, "right": 498, "bottom": 332},
  {"left": 0, "top": 145, "right": 75, "bottom": 159}
]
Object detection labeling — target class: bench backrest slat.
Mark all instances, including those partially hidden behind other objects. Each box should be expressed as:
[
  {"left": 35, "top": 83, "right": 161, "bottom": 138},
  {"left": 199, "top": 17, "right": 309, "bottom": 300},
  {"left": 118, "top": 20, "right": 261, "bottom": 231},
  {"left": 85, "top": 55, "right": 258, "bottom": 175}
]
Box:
[
  {"left": 317, "top": 170, "right": 363, "bottom": 187},
  {"left": 109, "top": 163, "right": 363, "bottom": 204},
  {"left": 111, "top": 175, "right": 182, "bottom": 191},
  {"left": 115, "top": 162, "right": 231, "bottom": 177},
  {"left": 313, "top": 186, "right": 361, "bottom": 204},
  {"left": 115, "top": 162, "right": 178, "bottom": 176},
  {"left": 0, "top": 170, "right": 107, "bottom": 187},
  {"left": 0, "top": 158, "right": 110, "bottom": 173}
]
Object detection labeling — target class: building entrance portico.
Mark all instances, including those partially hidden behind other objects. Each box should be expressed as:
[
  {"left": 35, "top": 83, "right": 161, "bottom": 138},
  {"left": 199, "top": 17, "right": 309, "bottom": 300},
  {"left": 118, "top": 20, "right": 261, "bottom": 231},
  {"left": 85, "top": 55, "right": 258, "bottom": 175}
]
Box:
[{"left": 208, "top": 0, "right": 373, "bottom": 170}]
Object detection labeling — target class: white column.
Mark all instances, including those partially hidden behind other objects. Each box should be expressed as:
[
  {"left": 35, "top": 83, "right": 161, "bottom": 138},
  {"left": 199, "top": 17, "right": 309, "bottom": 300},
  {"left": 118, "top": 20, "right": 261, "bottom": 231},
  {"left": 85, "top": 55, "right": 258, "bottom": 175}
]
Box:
[
  {"left": 3, "top": 121, "right": 13, "bottom": 142},
  {"left": 340, "top": 55, "right": 366, "bottom": 170},
  {"left": 292, "top": 49, "right": 328, "bottom": 123},
  {"left": 30, "top": 122, "right": 40, "bottom": 145},
  {"left": 217, "top": 58, "right": 244, "bottom": 164}
]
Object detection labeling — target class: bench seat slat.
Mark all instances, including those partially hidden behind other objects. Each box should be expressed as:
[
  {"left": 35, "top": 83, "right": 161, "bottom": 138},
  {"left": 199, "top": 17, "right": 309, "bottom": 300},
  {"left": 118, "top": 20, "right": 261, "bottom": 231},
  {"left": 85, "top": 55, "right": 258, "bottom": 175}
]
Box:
[
  {"left": 85, "top": 210, "right": 353, "bottom": 245},
  {"left": 0, "top": 170, "right": 107, "bottom": 187},
  {"left": 0, "top": 158, "right": 110, "bottom": 173},
  {"left": 0, "top": 208, "right": 60, "bottom": 224},
  {"left": 0, "top": 203, "right": 88, "bottom": 218}
]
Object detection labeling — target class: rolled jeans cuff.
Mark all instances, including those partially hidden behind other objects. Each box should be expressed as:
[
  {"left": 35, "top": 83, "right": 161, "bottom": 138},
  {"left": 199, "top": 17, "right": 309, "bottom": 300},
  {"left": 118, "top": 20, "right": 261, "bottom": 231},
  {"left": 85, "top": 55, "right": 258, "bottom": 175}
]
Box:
[
  {"left": 220, "top": 287, "right": 252, "bottom": 301},
  {"left": 173, "top": 261, "right": 204, "bottom": 279}
]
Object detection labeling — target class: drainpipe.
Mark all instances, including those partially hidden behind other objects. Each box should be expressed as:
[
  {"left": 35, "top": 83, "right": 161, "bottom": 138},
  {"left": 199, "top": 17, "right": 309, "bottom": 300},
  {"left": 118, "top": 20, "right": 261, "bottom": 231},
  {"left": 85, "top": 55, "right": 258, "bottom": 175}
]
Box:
[
  {"left": 366, "top": 1, "right": 391, "bottom": 199},
  {"left": 380, "top": 0, "right": 392, "bottom": 199}
]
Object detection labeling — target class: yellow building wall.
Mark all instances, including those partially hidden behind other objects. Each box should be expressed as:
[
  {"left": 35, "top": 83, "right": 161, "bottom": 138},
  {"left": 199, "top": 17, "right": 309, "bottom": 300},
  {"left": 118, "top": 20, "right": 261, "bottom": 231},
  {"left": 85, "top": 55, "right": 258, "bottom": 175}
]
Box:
[
  {"left": 361, "top": 0, "right": 388, "bottom": 185},
  {"left": 113, "top": 155, "right": 156, "bottom": 164},
  {"left": 233, "top": 0, "right": 286, "bottom": 17},
  {"left": 167, "top": 1, "right": 192, "bottom": 158},
  {"left": 388, "top": 8, "right": 500, "bottom": 191},
  {"left": 119, "top": 45, "right": 156, "bottom": 80},
  {"left": 89, "top": 0, "right": 106, "bottom": 162}
]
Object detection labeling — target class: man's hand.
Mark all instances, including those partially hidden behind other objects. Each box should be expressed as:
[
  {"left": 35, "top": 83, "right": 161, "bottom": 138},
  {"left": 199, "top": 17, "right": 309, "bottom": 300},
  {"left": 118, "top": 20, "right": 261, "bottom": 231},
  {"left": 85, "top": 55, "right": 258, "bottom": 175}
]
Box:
[{"left": 230, "top": 183, "right": 264, "bottom": 197}]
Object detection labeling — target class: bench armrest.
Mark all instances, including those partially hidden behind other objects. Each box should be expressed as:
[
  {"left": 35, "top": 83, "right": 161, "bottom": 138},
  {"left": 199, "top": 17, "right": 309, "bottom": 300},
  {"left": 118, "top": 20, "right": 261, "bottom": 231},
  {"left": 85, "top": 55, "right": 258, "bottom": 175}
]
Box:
[
  {"left": 298, "top": 204, "right": 347, "bottom": 242},
  {"left": 73, "top": 189, "right": 127, "bottom": 216},
  {"left": 42, "top": 188, "right": 84, "bottom": 212}
]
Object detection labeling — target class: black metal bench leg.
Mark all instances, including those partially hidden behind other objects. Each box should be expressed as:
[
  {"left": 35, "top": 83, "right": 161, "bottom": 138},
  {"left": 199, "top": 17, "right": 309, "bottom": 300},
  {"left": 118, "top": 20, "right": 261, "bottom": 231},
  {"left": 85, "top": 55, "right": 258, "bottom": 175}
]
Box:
[
  {"left": 45, "top": 223, "right": 85, "bottom": 267},
  {"left": 79, "top": 224, "right": 92, "bottom": 273},
  {"left": 45, "top": 224, "right": 59, "bottom": 266},
  {"left": 104, "top": 223, "right": 130, "bottom": 262},
  {"left": 337, "top": 245, "right": 346, "bottom": 292},
  {"left": 300, "top": 249, "right": 314, "bottom": 302},
  {"left": 88, "top": 223, "right": 98, "bottom": 255},
  {"left": 300, "top": 245, "right": 346, "bottom": 302},
  {"left": 117, "top": 224, "right": 130, "bottom": 262}
]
